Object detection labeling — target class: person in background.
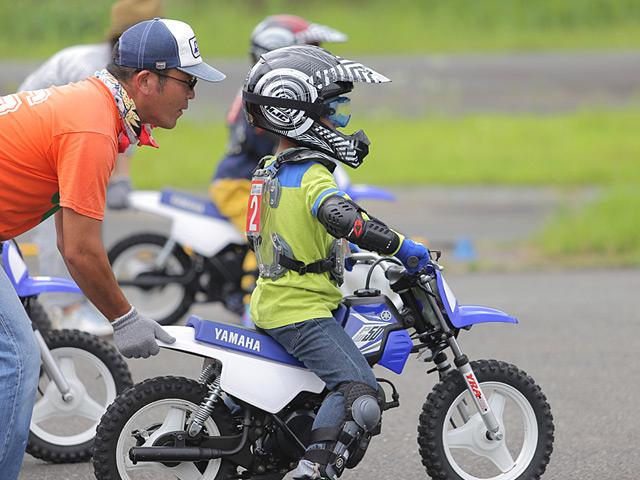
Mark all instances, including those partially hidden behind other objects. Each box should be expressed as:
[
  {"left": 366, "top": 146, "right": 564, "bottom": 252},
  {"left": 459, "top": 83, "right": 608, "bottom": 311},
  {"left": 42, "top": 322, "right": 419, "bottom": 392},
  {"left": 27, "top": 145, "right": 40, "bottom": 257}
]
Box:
[
  {"left": 209, "top": 15, "right": 347, "bottom": 310},
  {"left": 0, "top": 18, "right": 225, "bottom": 479},
  {"left": 18, "top": 0, "right": 163, "bottom": 335}
]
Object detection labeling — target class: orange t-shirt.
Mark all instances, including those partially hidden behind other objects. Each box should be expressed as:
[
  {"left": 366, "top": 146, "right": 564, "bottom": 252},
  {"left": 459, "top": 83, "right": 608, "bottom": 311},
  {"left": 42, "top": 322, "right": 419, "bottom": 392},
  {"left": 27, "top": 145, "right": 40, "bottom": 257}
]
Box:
[{"left": 0, "top": 77, "right": 121, "bottom": 240}]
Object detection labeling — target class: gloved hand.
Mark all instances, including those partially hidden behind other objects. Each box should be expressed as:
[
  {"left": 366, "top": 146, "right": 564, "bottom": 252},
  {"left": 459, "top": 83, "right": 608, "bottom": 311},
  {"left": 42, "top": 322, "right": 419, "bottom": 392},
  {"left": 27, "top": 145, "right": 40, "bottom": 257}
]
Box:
[
  {"left": 345, "top": 242, "right": 361, "bottom": 272},
  {"left": 395, "top": 237, "right": 430, "bottom": 274},
  {"left": 112, "top": 306, "right": 176, "bottom": 358},
  {"left": 106, "top": 176, "right": 131, "bottom": 210}
]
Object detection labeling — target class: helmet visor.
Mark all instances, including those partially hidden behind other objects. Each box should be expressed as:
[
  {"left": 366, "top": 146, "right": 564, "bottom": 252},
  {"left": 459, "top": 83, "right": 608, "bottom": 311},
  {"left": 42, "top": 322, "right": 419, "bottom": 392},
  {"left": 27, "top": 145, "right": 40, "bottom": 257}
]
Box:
[{"left": 326, "top": 96, "right": 351, "bottom": 128}]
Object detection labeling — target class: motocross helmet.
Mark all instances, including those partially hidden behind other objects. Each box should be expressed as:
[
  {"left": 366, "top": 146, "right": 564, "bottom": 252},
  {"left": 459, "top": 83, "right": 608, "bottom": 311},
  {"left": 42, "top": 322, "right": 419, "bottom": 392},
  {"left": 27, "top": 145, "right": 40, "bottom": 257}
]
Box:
[
  {"left": 250, "top": 14, "right": 347, "bottom": 62},
  {"left": 243, "top": 45, "right": 390, "bottom": 168}
]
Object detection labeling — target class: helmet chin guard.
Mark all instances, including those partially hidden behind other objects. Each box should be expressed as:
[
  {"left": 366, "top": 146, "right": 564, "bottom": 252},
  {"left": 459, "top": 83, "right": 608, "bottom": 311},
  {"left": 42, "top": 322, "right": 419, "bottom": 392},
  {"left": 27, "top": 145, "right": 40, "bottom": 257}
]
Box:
[{"left": 243, "top": 45, "right": 390, "bottom": 168}]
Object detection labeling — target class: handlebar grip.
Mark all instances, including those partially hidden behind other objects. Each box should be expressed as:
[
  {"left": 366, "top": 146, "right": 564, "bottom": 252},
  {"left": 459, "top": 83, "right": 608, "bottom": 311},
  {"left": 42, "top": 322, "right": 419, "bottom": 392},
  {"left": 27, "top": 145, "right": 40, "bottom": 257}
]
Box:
[{"left": 407, "top": 256, "right": 419, "bottom": 269}]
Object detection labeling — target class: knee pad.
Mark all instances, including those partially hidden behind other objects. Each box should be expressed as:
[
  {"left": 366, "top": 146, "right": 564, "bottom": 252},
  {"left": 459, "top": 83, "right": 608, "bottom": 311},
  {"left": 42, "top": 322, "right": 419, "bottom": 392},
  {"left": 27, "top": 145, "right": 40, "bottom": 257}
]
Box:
[
  {"left": 303, "top": 382, "right": 382, "bottom": 477},
  {"left": 337, "top": 382, "right": 381, "bottom": 432}
]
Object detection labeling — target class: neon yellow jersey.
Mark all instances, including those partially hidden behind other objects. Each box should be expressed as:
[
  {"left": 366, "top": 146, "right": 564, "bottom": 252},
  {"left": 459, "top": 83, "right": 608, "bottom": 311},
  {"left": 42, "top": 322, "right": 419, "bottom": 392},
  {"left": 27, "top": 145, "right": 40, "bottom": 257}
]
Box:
[{"left": 249, "top": 155, "right": 345, "bottom": 329}]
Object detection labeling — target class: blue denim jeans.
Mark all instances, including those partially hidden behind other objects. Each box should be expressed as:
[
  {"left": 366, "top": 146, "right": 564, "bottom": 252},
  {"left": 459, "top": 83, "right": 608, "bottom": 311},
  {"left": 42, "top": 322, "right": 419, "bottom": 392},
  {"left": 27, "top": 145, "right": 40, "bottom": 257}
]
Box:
[
  {"left": 266, "top": 316, "right": 377, "bottom": 432},
  {"left": 0, "top": 268, "right": 40, "bottom": 480}
]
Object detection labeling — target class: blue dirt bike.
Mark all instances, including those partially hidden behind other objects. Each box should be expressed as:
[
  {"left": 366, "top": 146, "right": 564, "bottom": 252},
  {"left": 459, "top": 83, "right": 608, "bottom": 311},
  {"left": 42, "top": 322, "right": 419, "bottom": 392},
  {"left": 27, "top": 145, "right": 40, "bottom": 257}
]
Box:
[
  {"left": 1, "top": 240, "right": 132, "bottom": 463},
  {"left": 93, "top": 251, "right": 554, "bottom": 480}
]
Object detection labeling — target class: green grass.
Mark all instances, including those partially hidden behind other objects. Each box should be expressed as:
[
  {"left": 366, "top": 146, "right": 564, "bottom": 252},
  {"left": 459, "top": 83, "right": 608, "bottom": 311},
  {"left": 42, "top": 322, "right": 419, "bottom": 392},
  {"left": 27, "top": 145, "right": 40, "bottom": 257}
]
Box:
[
  {"left": 131, "top": 109, "right": 640, "bottom": 265},
  {"left": 132, "top": 109, "right": 640, "bottom": 188},
  {"left": 539, "top": 185, "right": 640, "bottom": 264},
  {"left": 4, "top": 0, "right": 640, "bottom": 58}
]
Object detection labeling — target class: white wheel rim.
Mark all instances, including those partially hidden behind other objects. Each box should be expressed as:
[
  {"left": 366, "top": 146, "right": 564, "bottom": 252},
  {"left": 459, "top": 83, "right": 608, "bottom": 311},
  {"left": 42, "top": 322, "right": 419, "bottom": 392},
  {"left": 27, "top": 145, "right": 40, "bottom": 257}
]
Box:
[
  {"left": 112, "top": 244, "right": 187, "bottom": 319},
  {"left": 30, "top": 347, "right": 116, "bottom": 446},
  {"left": 442, "top": 381, "right": 538, "bottom": 480},
  {"left": 115, "top": 398, "right": 223, "bottom": 480}
]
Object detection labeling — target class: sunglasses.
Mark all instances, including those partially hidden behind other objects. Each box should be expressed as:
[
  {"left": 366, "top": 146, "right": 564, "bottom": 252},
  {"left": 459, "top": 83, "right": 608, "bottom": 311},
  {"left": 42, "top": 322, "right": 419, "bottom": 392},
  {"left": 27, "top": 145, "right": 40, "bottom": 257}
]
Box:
[{"left": 153, "top": 71, "right": 198, "bottom": 90}]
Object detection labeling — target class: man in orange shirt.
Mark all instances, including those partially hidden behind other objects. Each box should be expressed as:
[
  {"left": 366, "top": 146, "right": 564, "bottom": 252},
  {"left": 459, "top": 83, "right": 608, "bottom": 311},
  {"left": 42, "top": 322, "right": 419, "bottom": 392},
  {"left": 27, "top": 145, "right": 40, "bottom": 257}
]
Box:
[{"left": 0, "top": 18, "right": 224, "bottom": 479}]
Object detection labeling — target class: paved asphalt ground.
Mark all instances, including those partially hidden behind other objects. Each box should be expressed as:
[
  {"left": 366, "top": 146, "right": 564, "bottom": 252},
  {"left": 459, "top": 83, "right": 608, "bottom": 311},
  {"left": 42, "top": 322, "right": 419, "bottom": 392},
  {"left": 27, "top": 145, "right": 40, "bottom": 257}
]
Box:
[{"left": 17, "top": 186, "right": 640, "bottom": 480}]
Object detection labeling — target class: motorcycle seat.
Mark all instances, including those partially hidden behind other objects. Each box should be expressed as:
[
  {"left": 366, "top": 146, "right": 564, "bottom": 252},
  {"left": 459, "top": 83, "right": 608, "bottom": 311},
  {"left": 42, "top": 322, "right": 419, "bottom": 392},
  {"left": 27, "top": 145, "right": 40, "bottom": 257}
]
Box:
[
  {"left": 160, "top": 189, "right": 229, "bottom": 221},
  {"left": 186, "top": 315, "right": 303, "bottom": 367}
]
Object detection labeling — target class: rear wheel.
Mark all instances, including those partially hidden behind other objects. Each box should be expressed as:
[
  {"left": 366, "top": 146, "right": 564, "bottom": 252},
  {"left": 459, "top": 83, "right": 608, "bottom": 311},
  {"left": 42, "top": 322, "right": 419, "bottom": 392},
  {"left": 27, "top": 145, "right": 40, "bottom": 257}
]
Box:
[
  {"left": 418, "top": 359, "right": 554, "bottom": 480},
  {"left": 93, "top": 376, "right": 237, "bottom": 480},
  {"left": 108, "top": 233, "right": 195, "bottom": 326}
]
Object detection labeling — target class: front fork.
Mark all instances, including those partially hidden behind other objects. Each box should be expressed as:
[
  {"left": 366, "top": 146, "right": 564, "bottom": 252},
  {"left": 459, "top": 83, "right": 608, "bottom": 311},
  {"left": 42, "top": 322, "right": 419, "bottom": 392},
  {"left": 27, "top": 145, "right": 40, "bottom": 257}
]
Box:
[
  {"left": 423, "top": 283, "right": 503, "bottom": 439},
  {"left": 34, "top": 329, "right": 74, "bottom": 402},
  {"left": 449, "top": 337, "right": 503, "bottom": 440}
]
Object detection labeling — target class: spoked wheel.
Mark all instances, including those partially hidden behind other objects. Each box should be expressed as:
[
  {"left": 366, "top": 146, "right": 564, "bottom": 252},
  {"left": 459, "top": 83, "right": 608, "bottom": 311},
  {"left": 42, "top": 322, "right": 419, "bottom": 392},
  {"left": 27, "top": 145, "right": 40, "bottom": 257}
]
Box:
[
  {"left": 418, "top": 359, "right": 554, "bottom": 480},
  {"left": 108, "top": 233, "right": 195, "bottom": 326},
  {"left": 93, "top": 376, "right": 237, "bottom": 480},
  {"left": 28, "top": 329, "right": 133, "bottom": 463}
]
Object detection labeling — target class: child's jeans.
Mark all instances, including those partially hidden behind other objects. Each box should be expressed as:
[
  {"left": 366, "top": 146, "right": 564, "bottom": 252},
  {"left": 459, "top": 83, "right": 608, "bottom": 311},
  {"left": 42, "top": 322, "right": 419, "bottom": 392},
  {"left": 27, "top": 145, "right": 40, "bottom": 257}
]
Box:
[{"left": 266, "top": 316, "right": 378, "bottom": 432}]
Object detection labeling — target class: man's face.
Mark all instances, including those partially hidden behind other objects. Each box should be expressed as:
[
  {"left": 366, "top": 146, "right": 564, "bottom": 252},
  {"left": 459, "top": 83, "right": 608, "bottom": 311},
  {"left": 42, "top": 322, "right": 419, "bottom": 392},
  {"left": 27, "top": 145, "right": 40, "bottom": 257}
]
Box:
[{"left": 142, "top": 69, "right": 196, "bottom": 129}]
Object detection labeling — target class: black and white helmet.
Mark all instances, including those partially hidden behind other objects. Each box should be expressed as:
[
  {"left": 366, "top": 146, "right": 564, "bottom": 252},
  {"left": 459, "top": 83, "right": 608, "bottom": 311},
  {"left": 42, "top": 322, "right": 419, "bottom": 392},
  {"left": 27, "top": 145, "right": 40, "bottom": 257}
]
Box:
[
  {"left": 250, "top": 15, "right": 347, "bottom": 62},
  {"left": 243, "top": 45, "right": 390, "bottom": 168}
]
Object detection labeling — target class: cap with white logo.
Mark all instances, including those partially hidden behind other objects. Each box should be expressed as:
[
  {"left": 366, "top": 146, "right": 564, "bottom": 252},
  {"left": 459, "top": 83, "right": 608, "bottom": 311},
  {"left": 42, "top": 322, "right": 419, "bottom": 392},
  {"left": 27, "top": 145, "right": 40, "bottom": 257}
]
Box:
[{"left": 116, "top": 18, "right": 225, "bottom": 82}]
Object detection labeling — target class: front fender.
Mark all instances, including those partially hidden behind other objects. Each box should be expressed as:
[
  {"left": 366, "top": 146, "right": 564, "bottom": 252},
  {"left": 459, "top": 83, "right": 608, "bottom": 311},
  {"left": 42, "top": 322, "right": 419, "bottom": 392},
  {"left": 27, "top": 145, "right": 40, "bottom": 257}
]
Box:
[
  {"left": 17, "top": 276, "right": 82, "bottom": 297},
  {"left": 453, "top": 305, "right": 518, "bottom": 329}
]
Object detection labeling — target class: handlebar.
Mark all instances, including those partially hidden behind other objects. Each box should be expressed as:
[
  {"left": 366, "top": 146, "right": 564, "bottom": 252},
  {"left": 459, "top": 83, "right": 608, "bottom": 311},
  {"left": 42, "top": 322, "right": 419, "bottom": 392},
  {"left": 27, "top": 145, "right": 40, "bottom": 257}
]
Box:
[{"left": 348, "top": 252, "right": 441, "bottom": 277}]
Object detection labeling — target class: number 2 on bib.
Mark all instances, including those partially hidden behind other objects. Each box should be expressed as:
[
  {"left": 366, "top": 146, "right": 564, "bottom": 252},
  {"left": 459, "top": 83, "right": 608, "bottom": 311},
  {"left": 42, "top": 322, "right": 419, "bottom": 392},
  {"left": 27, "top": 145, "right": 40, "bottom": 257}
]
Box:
[{"left": 246, "top": 179, "right": 265, "bottom": 235}]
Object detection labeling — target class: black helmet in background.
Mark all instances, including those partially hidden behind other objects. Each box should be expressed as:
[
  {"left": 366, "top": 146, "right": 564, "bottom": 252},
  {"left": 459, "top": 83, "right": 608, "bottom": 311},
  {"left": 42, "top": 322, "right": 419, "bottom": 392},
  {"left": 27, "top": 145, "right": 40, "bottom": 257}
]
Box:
[
  {"left": 250, "top": 15, "right": 347, "bottom": 62},
  {"left": 243, "top": 45, "right": 390, "bottom": 168}
]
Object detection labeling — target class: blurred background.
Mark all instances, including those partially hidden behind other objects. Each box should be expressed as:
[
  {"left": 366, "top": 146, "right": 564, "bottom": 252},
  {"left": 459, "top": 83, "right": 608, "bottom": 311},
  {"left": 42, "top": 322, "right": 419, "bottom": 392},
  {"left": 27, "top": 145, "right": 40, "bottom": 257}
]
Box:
[
  {"left": 5, "top": 2, "right": 640, "bottom": 479},
  {"left": 0, "top": 0, "right": 640, "bottom": 265},
  {"left": 3, "top": 0, "right": 640, "bottom": 267}
]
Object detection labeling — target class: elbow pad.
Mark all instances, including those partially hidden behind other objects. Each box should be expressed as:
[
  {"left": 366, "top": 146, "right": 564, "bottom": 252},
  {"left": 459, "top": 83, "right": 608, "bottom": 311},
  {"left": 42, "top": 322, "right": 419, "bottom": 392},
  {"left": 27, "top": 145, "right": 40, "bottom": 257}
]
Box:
[{"left": 317, "top": 195, "right": 400, "bottom": 254}]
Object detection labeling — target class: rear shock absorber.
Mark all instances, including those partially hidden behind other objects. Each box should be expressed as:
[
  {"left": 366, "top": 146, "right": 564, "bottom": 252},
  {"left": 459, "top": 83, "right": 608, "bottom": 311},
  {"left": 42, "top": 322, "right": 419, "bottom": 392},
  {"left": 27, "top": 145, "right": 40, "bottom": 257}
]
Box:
[{"left": 188, "top": 377, "right": 223, "bottom": 437}]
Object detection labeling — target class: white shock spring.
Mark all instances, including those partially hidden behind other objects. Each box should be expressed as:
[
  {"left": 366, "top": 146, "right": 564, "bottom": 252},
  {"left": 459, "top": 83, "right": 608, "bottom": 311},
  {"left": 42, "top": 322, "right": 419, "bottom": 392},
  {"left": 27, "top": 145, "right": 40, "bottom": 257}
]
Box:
[{"left": 188, "top": 376, "right": 223, "bottom": 437}]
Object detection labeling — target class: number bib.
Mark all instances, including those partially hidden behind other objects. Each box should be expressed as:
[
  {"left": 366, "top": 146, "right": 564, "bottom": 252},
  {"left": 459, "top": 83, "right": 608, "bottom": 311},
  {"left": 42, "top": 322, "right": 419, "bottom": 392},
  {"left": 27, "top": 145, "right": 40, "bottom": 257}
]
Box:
[{"left": 246, "top": 179, "right": 265, "bottom": 236}]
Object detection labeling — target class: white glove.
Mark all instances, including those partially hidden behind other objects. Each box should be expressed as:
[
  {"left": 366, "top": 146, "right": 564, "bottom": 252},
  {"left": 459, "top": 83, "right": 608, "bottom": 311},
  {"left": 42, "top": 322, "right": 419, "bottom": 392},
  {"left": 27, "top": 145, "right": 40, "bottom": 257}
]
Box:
[{"left": 112, "top": 306, "right": 175, "bottom": 358}]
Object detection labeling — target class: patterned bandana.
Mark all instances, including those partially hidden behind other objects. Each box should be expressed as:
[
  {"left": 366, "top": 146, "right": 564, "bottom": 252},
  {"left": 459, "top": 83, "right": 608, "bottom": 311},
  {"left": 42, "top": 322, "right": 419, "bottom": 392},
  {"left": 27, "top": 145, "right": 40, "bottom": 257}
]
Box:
[{"left": 94, "top": 69, "right": 158, "bottom": 153}]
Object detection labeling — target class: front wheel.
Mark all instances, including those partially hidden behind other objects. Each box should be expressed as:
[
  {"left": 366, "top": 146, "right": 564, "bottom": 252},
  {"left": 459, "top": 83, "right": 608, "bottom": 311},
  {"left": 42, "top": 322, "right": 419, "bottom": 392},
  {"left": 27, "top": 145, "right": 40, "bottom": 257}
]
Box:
[
  {"left": 93, "top": 376, "right": 238, "bottom": 480},
  {"left": 418, "top": 359, "right": 554, "bottom": 480},
  {"left": 28, "top": 329, "right": 133, "bottom": 463}
]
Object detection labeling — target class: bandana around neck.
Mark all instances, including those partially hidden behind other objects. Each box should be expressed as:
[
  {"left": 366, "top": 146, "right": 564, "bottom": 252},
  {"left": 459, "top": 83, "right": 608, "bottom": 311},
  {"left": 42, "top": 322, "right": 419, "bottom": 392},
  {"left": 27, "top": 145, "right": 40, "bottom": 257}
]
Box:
[{"left": 94, "top": 69, "right": 158, "bottom": 153}]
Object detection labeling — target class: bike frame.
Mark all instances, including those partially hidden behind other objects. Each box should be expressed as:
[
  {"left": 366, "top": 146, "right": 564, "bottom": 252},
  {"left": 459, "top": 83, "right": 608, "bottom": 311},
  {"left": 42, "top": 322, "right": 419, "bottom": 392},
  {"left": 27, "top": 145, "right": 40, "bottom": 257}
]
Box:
[{"left": 148, "top": 251, "right": 519, "bottom": 451}]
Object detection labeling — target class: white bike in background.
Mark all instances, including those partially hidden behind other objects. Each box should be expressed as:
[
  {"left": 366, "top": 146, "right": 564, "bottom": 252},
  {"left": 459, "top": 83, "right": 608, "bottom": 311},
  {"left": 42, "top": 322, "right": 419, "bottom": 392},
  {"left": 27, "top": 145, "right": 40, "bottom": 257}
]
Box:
[{"left": 108, "top": 165, "right": 397, "bottom": 325}]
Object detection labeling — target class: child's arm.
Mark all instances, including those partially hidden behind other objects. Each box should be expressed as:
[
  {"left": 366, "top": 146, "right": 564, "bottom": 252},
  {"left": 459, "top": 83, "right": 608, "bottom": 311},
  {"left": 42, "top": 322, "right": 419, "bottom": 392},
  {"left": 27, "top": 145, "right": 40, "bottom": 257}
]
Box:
[{"left": 317, "top": 194, "right": 430, "bottom": 273}]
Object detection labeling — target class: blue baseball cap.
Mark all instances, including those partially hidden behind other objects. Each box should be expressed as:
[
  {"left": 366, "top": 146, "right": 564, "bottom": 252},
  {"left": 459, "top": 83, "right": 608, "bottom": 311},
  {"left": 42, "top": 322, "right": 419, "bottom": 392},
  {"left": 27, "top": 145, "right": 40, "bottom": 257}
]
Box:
[{"left": 116, "top": 18, "right": 225, "bottom": 82}]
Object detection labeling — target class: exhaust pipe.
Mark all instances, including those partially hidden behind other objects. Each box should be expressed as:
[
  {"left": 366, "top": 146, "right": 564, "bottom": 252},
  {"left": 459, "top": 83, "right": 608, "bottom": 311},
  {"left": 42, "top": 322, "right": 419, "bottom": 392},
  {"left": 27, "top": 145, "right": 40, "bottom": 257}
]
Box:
[
  {"left": 129, "top": 410, "right": 250, "bottom": 465},
  {"left": 130, "top": 446, "right": 225, "bottom": 463}
]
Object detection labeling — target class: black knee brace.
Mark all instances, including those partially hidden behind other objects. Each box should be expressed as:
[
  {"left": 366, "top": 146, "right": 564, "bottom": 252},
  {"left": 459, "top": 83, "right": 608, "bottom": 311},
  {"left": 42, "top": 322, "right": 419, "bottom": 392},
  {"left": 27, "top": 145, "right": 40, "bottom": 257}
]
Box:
[{"left": 303, "top": 382, "right": 381, "bottom": 478}]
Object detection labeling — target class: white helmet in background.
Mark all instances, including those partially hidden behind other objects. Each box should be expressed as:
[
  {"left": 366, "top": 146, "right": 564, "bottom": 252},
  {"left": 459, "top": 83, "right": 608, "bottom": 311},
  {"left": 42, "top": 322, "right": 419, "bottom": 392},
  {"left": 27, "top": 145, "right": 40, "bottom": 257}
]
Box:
[{"left": 250, "top": 14, "right": 347, "bottom": 62}]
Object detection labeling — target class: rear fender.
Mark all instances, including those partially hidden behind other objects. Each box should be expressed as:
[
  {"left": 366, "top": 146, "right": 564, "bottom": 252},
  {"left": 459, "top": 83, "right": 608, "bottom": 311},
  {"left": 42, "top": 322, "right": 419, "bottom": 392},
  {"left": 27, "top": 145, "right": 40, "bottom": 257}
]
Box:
[{"left": 159, "top": 326, "right": 325, "bottom": 413}]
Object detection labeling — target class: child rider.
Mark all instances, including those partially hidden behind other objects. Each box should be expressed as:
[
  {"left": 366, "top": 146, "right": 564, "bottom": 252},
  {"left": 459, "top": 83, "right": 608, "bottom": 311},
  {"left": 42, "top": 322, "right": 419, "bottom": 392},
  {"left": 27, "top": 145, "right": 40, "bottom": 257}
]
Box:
[{"left": 242, "top": 45, "right": 430, "bottom": 480}]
